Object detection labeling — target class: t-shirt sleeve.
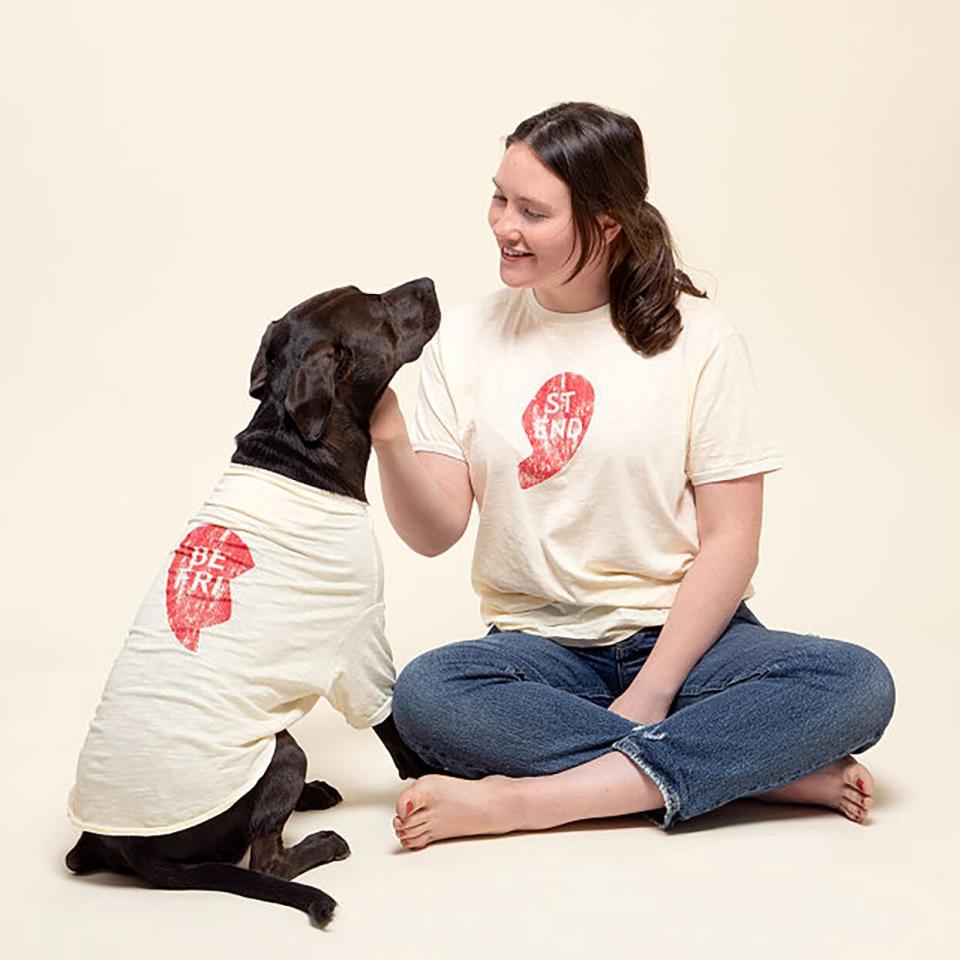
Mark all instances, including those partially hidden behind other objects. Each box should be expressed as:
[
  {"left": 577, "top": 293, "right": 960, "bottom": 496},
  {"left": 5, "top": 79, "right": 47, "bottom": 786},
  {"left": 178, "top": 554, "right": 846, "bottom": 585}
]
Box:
[
  {"left": 686, "top": 331, "right": 785, "bottom": 486},
  {"left": 409, "top": 331, "right": 467, "bottom": 462},
  {"left": 326, "top": 604, "right": 395, "bottom": 729}
]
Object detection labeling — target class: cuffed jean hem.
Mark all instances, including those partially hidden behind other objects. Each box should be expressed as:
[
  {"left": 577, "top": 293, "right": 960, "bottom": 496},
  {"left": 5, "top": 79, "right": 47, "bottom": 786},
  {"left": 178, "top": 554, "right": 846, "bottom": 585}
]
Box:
[{"left": 611, "top": 733, "right": 682, "bottom": 830}]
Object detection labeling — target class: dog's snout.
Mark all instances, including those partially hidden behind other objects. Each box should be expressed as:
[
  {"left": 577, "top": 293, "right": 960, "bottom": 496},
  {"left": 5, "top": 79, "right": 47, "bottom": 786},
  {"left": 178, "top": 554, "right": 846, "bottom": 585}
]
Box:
[{"left": 383, "top": 277, "right": 436, "bottom": 304}]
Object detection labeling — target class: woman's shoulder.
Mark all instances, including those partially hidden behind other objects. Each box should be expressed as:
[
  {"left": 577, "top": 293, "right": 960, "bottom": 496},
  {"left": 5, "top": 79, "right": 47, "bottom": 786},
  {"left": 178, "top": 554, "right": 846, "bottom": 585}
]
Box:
[
  {"left": 675, "top": 290, "right": 740, "bottom": 353},
  {"left": 433, "top": 286, "right": 519, "bottom": 350},
  {"left": 442, "top": 285, "right": 519, "bottom": 323}
]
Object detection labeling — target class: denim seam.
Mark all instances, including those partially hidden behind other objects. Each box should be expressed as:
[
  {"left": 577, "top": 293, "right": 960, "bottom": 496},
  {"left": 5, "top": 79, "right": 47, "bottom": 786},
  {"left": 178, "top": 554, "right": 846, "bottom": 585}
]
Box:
[
  {"left": 413, "top": 741, "right": 488, "bottom": 778},
  {"left": 611, "top": 735, "right": 681, "bottom": 830},
  {"left": 678, "top": 663, "right": 781, "bottom": 698},
  {"left": 507, "top": 667, "right": 606, "bottom": 702}
]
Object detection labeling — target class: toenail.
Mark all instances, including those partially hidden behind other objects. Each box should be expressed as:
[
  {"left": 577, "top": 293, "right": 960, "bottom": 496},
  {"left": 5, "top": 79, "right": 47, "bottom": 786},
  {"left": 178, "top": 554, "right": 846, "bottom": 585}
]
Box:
[
  {"left": 856, "top": 777, "right": 864, "bottom": 790},
  {"left": 406, "top": 800, "right": 414, "bottom": 816}
]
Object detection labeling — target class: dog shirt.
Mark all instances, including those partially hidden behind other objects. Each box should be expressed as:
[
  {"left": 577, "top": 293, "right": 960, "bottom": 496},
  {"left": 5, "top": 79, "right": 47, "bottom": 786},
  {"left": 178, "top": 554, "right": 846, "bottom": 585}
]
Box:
[
  {"left": 409, "top": 285, "right": 784, "bottom": 646},
  {"left": 67, "top": 463, "right": 395, "bottom": 836}
]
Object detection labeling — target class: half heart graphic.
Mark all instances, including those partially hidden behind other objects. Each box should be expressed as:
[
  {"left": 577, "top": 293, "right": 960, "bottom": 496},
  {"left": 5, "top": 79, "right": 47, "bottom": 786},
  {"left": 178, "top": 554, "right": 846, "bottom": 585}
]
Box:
[
  {"left": 165, "top": 524, "right": 255, "bottom": 651},
  {"left": 518, "top": 372, "right": 595, "bottom": 489}
]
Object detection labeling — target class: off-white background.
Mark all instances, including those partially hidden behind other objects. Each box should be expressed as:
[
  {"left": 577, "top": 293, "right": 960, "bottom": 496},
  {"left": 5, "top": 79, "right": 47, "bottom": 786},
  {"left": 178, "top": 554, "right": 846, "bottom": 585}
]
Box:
[{"left": 2, "top": 1, "right": 956, "bottom": 955}]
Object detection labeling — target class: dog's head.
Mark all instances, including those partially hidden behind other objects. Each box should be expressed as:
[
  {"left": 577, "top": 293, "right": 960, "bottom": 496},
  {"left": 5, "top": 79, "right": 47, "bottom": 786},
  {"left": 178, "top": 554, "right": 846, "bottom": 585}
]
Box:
[{"left": 248, "top": 277, "right": 440, "bottom": 444}]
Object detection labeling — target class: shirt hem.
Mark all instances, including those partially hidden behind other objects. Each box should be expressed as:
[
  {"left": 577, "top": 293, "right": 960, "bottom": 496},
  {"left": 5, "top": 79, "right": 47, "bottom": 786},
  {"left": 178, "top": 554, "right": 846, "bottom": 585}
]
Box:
[
  {"left": 348, "top": 695, "right": 394, "bottom": 730},
  {"left": 66, "top": 736, "right": 278, "bottom": 838},
  {"left": 410, "top": 441, "right": 466, "bottom": 462},
  {"left": 688, "top": 457, "right": 784, "bottom": 486}
]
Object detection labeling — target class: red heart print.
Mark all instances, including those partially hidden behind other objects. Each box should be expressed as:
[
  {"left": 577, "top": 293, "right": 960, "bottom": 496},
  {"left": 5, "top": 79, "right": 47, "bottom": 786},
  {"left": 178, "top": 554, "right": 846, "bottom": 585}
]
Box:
[
  {"left": 165, "top": 524, "right": 255, "bottom": 651},
  {"left": 518, "top": 372, "right": 595, "bottom": 489}
]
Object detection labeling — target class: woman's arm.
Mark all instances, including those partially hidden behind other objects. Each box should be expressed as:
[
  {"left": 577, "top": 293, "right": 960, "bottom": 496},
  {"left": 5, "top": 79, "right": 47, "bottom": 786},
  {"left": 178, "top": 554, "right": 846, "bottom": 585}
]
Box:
[
  {"left": 370, "top": 387, "right": 474, "bottom": 557},
  {"left": 610, "top": 474, "right": 764, "bottom": 723}
]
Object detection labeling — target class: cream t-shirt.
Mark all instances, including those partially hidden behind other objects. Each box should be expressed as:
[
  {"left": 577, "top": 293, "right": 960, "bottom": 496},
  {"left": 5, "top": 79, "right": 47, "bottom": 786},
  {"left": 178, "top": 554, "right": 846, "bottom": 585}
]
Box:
[
  {"left": 410, "top": 285, "right": 784, "bottom": 646},
  {"left": 67, "top": 463, "right": 395, "bottom": 836}
]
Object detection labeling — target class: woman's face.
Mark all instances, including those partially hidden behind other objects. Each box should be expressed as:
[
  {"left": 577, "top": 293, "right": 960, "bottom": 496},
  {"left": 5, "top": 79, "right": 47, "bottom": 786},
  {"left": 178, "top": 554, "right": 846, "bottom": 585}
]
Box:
[{"left": 488, "top": 142, "right": 615, "bottom": 293}]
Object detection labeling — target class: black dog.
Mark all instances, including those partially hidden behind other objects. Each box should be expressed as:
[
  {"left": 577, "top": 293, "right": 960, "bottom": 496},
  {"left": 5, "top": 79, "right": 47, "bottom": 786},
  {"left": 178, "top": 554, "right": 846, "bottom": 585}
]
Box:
[{"left": 65, "top": 279, "right": 446, "bottom": 928}]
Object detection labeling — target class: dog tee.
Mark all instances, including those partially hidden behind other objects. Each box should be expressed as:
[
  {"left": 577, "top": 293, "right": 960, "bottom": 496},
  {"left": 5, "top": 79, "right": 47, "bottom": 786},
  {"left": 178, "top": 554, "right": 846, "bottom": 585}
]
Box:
[
  {"left": 67, "top": 463, "right": 395, "bottom": 836},
  {"left": 410, "top": 285, "right": 784, "bottom": 646}
]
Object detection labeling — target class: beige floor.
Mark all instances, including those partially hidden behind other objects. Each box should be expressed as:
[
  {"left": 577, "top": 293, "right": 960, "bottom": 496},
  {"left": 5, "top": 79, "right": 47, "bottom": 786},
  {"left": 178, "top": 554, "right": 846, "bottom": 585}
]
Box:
[{"left": 6, "top": 657, "right": 951, "bottom": 960}]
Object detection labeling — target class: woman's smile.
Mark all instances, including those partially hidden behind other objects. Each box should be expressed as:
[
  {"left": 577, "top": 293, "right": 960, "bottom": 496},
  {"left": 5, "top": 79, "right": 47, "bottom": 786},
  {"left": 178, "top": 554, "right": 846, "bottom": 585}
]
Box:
[{"left": 501, "top": 246, "right": 534, "bottom": 262}]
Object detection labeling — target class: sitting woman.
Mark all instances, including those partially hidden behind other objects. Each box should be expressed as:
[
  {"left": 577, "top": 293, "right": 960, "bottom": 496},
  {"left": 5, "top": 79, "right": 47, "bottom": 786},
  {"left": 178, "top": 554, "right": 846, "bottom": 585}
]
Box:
[{"left": 370, "top": 100, "right": 896, "bottom": 849}]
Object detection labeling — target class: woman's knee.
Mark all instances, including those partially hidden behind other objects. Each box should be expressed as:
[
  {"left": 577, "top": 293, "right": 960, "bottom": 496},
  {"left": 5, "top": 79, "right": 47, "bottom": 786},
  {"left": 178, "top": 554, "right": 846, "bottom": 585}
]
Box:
[
  {"left": 391, "top": 644, "right": 475, "bottom": 748},
  {"left": 393, "top": 648, "right": 446, "bottom": 719},
  {"left": 846, "top": 643, "right": 896, "bottom": 731},
  {"left": 805, "top": 636, "right": 897, "bottom": 733}
]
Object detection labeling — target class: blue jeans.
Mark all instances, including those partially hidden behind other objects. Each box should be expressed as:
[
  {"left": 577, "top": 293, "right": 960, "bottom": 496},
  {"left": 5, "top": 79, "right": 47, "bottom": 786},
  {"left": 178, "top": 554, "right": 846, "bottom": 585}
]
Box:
[{"left": 390, "top": 601, "right": 896, "bottom": 829}]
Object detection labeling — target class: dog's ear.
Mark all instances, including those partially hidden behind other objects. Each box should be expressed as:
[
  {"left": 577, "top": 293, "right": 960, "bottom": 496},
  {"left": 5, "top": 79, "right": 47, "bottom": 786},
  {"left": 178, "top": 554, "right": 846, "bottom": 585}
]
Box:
[
  {"left": 249, "top": 318, "right": 290, "bottom": 399},
  {"left": 284, "top": 339, "right": 338, "bottom": 443}
]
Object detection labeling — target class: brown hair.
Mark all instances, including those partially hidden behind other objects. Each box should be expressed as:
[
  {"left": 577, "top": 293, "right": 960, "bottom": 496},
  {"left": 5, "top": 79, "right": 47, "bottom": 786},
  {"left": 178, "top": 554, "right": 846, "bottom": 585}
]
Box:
[{"left": 504, "top": 101, "right": 707, "bottom": 357}]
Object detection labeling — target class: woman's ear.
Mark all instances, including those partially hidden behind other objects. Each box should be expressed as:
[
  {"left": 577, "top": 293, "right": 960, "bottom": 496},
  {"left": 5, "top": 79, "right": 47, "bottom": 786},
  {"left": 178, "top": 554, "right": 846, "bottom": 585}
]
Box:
[{"left": 598, "top": 213, "right": 622, "bottom": 245}]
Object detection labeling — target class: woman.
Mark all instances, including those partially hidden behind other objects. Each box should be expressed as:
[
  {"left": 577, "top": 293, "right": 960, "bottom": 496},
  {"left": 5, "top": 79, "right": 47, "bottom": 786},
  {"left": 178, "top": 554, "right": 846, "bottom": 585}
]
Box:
[{"left": 370, "top": 102, "right": 896, "bottom": 850}]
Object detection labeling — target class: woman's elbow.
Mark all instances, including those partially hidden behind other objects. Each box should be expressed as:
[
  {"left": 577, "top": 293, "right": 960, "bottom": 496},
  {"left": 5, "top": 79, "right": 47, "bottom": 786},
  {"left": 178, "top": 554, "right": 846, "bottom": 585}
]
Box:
[{"left": 413, "top": 518, "right": 469, "bottom": 557}]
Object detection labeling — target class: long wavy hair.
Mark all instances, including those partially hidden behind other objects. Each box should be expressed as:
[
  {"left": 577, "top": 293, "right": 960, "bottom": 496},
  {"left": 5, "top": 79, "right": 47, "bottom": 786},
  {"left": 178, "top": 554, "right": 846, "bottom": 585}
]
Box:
[{"left": 504, "top": 101, "right": 707, "bottom": 357}]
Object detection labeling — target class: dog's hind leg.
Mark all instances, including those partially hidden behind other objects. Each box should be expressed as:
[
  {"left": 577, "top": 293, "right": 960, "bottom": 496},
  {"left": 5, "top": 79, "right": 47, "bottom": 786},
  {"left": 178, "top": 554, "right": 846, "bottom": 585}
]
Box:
[
  {"left": 65, "top": 832, "right": 109, "bottom": 874},
  {"left": 247, "top": 730, "right": 350, "bottom": 881},
  {"left": 250, "top": 828, "right": 350, "bottom": 881}
]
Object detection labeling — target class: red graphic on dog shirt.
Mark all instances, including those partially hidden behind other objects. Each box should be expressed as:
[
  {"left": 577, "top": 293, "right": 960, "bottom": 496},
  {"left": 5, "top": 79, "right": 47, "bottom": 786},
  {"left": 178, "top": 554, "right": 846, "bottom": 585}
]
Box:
[
  {"left": 518, "top": 372, "right": 595, "bottom": 489},
  {"left": 165, "top": 525, "right": 255, "bottom": 651}
]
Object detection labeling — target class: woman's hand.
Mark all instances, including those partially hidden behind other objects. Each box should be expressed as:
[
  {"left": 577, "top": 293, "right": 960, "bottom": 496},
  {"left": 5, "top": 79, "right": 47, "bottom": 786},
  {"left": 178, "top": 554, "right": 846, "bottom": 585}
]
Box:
[
  {"left": 607, "top": 690, "right": 671, "bottom": 726},
  {"left": 370, "top": 387, "right": 405, "bottom": 446}
]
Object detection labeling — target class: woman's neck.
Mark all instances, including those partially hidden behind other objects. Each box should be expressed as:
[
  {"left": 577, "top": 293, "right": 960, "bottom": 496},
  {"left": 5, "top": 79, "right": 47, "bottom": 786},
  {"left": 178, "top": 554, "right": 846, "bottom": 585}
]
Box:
[{"left": 531, "top": 257, "right": 611, "bottom": 313}]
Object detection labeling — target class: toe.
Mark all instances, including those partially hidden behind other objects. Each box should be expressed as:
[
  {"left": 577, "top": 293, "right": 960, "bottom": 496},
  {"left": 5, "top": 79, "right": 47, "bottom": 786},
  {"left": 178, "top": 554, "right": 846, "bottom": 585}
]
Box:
[
  {"left": 400, "top": 823, "right": 432, "bottom": 843},
  {"left": 842, "top": 785, "right": 867, "bottom": 808},
  {"left": 846, "top": 764, "right": 874, "bottom": 798},
  {"left": 396, "top": 787, "right": 426, "bottom": 822},
  {"left": 839, "top": 797, "right": 864, "bottom": 822},
  {"left": 404, "top": 833, "right": 431, "bottom": 850},
  {"left": 399, "top": 817, "right": 429, "bottom": 833}
]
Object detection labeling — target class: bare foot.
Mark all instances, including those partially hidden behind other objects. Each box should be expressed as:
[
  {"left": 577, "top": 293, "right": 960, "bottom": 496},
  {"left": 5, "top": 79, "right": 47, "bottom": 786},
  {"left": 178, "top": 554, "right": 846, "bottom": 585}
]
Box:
[
  {"left": 751, "top": 755, "right": 874, "bottom": 823},
  {"left": 392, "top": 773, "right": 527, "bottom": 850}
]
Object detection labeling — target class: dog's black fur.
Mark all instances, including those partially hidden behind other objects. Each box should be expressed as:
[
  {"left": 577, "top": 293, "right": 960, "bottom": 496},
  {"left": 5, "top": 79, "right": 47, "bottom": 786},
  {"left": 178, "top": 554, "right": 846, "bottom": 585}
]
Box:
[{"left": 65, "top": 279, "right": 448, "bottom": 928}]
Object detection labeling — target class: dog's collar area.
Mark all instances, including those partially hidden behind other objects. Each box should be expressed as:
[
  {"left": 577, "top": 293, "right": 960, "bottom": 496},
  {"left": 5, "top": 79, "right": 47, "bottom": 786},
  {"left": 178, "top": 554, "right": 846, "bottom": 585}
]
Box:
[{"left": 221, "top": 463, "right": 369, "bottom": 515}]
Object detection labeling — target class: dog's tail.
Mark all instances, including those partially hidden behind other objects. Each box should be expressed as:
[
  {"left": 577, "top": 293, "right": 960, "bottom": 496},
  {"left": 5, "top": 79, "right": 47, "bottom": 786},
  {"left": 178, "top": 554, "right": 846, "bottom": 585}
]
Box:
[{"left": 128, "top": 858, "right": 338, "bottom": 928}]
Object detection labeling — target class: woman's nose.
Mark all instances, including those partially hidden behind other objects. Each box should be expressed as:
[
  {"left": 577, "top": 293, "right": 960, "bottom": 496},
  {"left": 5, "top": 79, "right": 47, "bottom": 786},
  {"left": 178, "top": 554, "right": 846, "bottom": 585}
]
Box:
[
  {"left": 493, "top": 214, "right": 522, "bottom": 242},
  {"left": 491, "top": 206, "right": 522, "bottom": 238}
]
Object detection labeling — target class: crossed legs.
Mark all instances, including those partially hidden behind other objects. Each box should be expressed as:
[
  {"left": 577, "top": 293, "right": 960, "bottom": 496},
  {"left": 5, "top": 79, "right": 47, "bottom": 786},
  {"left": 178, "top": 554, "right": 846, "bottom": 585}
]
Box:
[{"left": 389, "top": 618, "right": 895, "bottom": 848}]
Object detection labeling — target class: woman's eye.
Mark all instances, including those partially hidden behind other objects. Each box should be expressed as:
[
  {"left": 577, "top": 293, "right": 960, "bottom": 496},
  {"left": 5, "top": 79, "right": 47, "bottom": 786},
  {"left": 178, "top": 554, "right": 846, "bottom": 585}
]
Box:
[{"left": 492, "top": 194, "right": 543, "bottom": 219}]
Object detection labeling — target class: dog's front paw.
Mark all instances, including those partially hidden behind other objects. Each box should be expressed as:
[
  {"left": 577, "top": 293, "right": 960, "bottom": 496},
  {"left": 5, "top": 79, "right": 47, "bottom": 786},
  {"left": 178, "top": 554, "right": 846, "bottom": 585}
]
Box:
[
  {"left": 304, "top": 829, "right": 350, "bottom": 862},
  {"left": 325, "top": 831, "right": 351, "bottom": 862},
  {"left": 295, "top": 780, "right": 343, "bottom": 811}
]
